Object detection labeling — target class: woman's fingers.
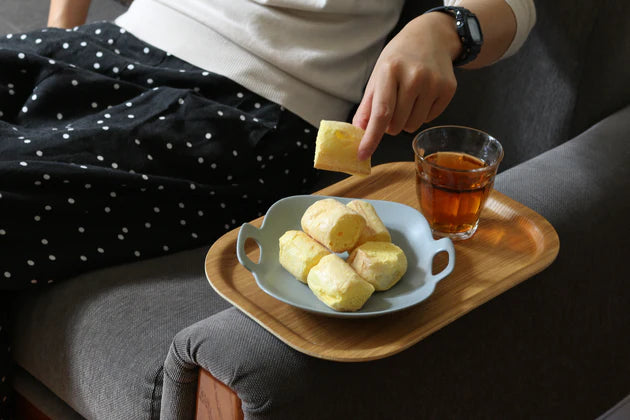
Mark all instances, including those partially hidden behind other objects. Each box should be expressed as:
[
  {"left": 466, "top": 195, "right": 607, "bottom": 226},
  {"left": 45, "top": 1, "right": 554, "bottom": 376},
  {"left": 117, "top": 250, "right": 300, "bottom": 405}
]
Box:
[{"left": 357, "top": 69, "right": 397, "bottom": 161}]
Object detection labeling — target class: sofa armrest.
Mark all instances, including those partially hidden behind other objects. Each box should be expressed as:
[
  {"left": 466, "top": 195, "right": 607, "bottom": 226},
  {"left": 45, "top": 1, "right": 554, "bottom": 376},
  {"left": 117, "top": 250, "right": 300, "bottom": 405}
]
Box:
[{"left": 161, "top": 105, "right": 630, "bottom": 420}]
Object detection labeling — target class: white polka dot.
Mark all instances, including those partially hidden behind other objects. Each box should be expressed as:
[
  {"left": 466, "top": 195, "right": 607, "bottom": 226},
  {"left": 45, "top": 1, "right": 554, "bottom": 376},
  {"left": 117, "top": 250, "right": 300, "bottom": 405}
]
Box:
[
  {"left": 22, "top": 106, "right": 28, "bottom": 113},
  {"left": 205, "top": 133, "right": 212, "bottom": 139},
  {"left": 102, "top": 126, "right": 109, "bottom": 131},
  {"left": 190, "top": 184, "right": 196, "bottom": 190},
  {"left": 97, "top": 120, "right": 103, "bottom": 124},
  {"left": 153, "top": 207, "right": 160, "bottom": 213},
  {"left": 85, "top": 183, "right": 91, "bottom": 189},
  {"left": 113, "top": 83, "right": 120, "bottom": 90},
  {"left": 180, "top": 220, "right": 186, "bottom": 226},
  {"left": 57, "top": 113, "right": 63, "bottom": 120},
  {"left": 9, "top": 89, "right": 15, "bottom": 95},
  {"left": 19, "top": 161, "right": 27, "bottom": 166},
  {"left": 93, "top": 63, "right": 101, "bottom": 69},
  {"left": 134, "top": 251, "right": 141, "bottom": 257},
  {"left": 232, "top": 150, "right": 238, "bottom": 157},
  {"left": 127, "top": 64, "right": 135, "bottom": 70},
  {"left": 0, "top": 229, "right": 5, "bottom": 235},
  {"left": 96, "top": 51, "right": 103, "bottom": 58},
  {"left": 71, "top": 79, "right": 78, "bottom": 86},
  {"left": 110, "top": 192, "right": 117, "bottom": 198},
  {"left": 18, "top": 52, "right": 25, "bottom": 59},
  {"left": 158, "top": 116, "right": 165, "bottom": 120},
  {"left": 145, "top": 222, "right": 151, "bottom": 228},
  {"left": 96, "top": 155, "right": 104, "bottom": 161},
  {"left": 256, "top": 155, "right": 262, "bottom": 162},
  {"left": 68, "top": 198, "right": 75, "bottom": 204},
  {"left": 104, "top": 113, "right": 111, "bottom": 118},
  {"left": 197, "top": 210, "right": 205, "bottom": 216},
  {"left": 34, "top": 215, "right": 41, "bottom": 221},
  {"left": 80, "top": 255, "right": 87, "bottom": 261},
  {"left": 259, "top": 178, "right": 264, "bottom": 184},
  {"left": 268, "top": 155, "right": 274, "bottom": 160},
  {"left": 27, "top": 260, "right": 35, "bottom": 266},
  {"left": 31, "top": 94, "right": 37, "bottom": 100},
  {"left": 202, "top": 71, "right": 209, "bottom": 76},
  {"left": 178, "top": 98, "right": 184, "bottom": 105},
  {"left": 147, "top": 78, "right": 153, "bottom": 84},
  {"left": 254, "top": 102, "right": 261, "bottom": 108},
  {"left": 97, "top": 247, "right": 104, "bottom": 253},
  {"left": 166, "top": 143, "right": 173, "bottom": 149},
  {"left": 143, "top": 47, "right": 150, "bottom": 54},
  {"left": 35, "top": 150, "right": 43, "bottom": 157},
  {"left": 237, "top": 92, "right": 244, "bottom": 98},
  {"left": 113, "top": 67, "right": 119, "bottom": 74},
  {"left": 80, "top": 41, "right": 87, "bottom": 47},
  {"left": 63, "top": 133, "right": 70, "bottom": 139},
  {"left": 48, "top": 59, "right": 56, "bottom": 65},
  {"left": 62, "top": 42, "right": 69, "bottom": 49},
  {"left": 163, "top": 245, "right": 169, "bottom": 251},
  {"left": 78, "top": 227, "right": 85, "bottom": 233},
  {"left": 91, "top": 102, "right": 98, "bottom": 108},
  {"left": 220, "top": 202, "right": 226, "bottom": 209},
  {"left": 24, "top": 139, "right": 31, "bottom": 144},
  {"left": 210, "top": 163, "right": 217, "bottom": 169},
  {"left": 147, "top": 154, "right": 153, "bottom": 160},
  {"left": 6, "top": 34, "right": 12, "bottom": 39},
  {"left": 104, "top": 207, "right": 111, "bottom": 213},
  {"left": 239, "top": 115, "right": 246, "bottom": 121},
  {"left": 48, "top": 254, "right": 56, "bottom": 261},
  {"left": 80, "top": 165, "right": 88, "bottom": 169},
  {"left": 217, "top": 110, "right": 224, "bottom": 116},
  {"left": 141, "top": 174, "right": 149, "bottom": 180},
  {"left": 111, "top": 162, "right": 118, "bottom": 169},
  {"left": 117, "top": 234, "right": 125, "bottom": 240},
  {"left": 95, "top": 29, "right": 102, "bottom": 34},
  {"left": 197, "top": 157, "right": 204, "bottom": 163},
  {"left": 20, "top": 34, "right": 27, "bottom": 40},
  {"left": 4, "top": 272, "right": 10, "bottom": 278},
  {"left": 186, "top": 142, "right": 192, "bottom": 148},
  {"left": 128, "top": 114, "right": 134, "bottom": 119}
]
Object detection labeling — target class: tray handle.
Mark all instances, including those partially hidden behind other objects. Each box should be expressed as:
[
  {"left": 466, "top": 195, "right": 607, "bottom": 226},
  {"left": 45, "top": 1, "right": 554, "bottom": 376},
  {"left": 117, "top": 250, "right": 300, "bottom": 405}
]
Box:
[
  {"left": 236, "top": 223, "right": 264, "bottom": 273},
  {"left": 427, "top": 237, "right": 456, "bottom": 286}
]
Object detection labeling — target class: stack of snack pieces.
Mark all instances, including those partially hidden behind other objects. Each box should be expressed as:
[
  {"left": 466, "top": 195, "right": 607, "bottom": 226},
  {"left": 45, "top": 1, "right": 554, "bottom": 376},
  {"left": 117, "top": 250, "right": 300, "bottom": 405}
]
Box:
[{"left": 278, "top": 198, "right": 408, "bottom": 312}]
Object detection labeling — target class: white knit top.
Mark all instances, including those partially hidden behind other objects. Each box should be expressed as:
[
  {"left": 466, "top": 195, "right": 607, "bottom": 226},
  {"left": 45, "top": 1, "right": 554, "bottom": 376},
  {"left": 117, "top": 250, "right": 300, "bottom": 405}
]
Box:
[{"left": 116, "top": 0, "right": 536, "bottom": 126}]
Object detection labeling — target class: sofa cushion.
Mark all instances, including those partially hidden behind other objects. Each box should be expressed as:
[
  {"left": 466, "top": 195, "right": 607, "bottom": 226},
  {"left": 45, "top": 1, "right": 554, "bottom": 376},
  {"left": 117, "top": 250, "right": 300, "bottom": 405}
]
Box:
[{"left": 10, "top": 246, "right": 228, "bottom": 420}]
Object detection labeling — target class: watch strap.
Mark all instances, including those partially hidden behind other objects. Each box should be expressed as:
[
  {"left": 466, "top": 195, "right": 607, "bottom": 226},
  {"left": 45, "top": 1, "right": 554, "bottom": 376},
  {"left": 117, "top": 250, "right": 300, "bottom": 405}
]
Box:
[{"left": 425, "top": 6, "right": 483, "bottom": 66}]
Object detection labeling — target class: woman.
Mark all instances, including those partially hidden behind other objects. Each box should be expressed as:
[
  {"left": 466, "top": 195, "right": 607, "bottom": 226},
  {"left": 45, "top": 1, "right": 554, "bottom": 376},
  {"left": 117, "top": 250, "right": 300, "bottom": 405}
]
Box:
[{"left": 0, "top": 0, "right": 535, "bottom": 416}]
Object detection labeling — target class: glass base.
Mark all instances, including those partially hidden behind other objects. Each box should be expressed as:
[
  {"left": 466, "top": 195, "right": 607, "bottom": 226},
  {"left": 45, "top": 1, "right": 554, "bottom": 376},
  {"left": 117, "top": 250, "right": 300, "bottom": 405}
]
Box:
[{"left": 431, "top": 221, "right": 479, "bottom": 241}]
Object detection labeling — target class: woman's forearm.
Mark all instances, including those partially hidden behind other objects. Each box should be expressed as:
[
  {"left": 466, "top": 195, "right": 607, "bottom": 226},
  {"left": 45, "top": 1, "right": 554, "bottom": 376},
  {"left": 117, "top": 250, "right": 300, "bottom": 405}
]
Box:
[
  {"left": 456, "top": 0, "right": 518, "bottom": 68},
  {"left": 48, "top": 0, "right": 92, "bottom": 28}
]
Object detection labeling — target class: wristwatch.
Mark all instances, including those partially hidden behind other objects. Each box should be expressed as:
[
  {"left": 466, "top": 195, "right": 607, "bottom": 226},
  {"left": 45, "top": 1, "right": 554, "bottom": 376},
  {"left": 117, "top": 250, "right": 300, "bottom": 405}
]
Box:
[{"left": 424, "top": 6, "right": 484, "bottom": 66}]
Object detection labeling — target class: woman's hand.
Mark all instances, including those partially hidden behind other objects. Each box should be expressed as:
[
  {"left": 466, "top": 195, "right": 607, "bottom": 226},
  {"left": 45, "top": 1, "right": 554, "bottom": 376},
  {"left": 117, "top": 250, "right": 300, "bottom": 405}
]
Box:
[{"left": 353, "top": 12, "right": 461, "bottom": 161}]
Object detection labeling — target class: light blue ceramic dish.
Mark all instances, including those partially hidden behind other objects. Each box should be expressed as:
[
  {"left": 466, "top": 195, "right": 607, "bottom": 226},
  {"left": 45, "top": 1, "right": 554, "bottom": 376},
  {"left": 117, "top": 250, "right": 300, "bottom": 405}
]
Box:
[{"left": 236, "top": 195, "right": 455, "bottom": 318}]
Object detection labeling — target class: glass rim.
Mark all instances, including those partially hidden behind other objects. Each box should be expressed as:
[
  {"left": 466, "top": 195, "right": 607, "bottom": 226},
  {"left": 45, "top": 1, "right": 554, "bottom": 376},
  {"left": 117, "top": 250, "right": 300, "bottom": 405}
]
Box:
[{"left": 412, "top": 125, "right": 504, "bottom": 174}]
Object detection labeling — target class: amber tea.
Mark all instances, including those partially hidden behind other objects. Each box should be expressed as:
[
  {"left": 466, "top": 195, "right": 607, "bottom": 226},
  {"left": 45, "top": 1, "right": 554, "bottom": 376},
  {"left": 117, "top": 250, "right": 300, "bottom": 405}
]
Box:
[{"left": 412, "top": 126, "right": 503, "bottom": 240}]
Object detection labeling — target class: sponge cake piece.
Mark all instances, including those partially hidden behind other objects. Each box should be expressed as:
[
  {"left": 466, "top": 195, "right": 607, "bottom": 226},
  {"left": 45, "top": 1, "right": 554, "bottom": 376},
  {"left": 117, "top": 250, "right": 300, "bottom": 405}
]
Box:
[{"left": 314, "top": 120, "right": 371, "bottom": 176}]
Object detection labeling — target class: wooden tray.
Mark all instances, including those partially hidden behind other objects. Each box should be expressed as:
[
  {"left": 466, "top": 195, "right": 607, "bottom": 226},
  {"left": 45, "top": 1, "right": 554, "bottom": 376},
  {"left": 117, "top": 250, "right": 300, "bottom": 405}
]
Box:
[{"left": 204, "top": 162, "right": 559, "bottom": 362}]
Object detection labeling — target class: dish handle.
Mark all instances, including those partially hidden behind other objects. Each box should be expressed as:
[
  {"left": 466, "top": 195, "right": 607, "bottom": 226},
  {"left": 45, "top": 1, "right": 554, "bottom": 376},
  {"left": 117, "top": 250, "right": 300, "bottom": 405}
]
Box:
[
  {"left": 236, "top": 223, "right": 264, "bottom": 273},
  {"left": 427, "top": 237, "right": 456, "bottom": 286}
]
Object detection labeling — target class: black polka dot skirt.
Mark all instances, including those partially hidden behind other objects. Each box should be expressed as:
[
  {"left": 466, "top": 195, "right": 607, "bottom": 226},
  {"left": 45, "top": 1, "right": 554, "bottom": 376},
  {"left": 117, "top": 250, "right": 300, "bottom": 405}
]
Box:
[{"left": 0, "top": 22, "right": 319, "bottom": 416}]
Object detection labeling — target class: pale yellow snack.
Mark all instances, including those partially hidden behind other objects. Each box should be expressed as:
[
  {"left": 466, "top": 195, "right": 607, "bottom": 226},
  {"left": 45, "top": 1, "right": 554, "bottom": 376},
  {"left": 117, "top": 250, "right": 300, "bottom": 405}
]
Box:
[
  {"left": 347, "top": 200, "right": 391, "bottom": 247},
  {"left": 278, "top": 230, "right": 330, "bottom": 283},
  {"left": 314, "top": 120, "right": 371, "bottom": 176},
  {"left": 301, "top": 198, "right": 366, "bottom": 253},
  {"left": 347, "top": 242, "right": 408, "bottom": 291},
  {"left": 307, "top": 254, "right": 375, "bottom": 311}
]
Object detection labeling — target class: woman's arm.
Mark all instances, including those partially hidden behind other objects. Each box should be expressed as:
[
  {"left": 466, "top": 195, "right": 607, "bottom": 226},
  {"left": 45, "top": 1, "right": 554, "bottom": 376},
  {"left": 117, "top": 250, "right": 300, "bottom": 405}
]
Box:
[
  {"left": 354, "top": 0, "right": 532, "bottom": 160},
  {"left": 47, "top": 0, "right": 92, "bottom": 28}
]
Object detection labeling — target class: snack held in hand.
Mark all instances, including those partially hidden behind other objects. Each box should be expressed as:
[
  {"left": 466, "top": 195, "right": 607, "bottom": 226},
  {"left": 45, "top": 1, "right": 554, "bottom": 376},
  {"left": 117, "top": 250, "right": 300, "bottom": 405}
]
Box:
[
  {"left": 307, "top": 254, "right": 375, "bottom": 311},
  {"left": 347, "top": 200, "right": 391, "bottom": 247},
  {"left": 347, "top": 242, "right": 408, "bottom": 291},
  {"left": 314, "top": 120, "right": 371, "bottom": 176},
  {"left": 278, "top": 230, "right": 330, "bottom": 283},
  {"left": 301, "top": 198, "right": 366, "bottom": 253}
]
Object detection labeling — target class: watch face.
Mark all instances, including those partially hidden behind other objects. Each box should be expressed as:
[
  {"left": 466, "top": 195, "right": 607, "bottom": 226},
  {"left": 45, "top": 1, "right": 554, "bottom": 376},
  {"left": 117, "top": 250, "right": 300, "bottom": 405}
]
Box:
[{"left": 467, "top": 16, "right": 482, "bottom": 43}]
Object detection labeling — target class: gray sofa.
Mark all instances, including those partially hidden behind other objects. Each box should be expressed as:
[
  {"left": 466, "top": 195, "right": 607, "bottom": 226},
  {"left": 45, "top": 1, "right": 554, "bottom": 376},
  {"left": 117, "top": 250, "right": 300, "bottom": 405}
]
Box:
[{"left": 8, "top": 0, "right": 630, "bottom": 419}]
